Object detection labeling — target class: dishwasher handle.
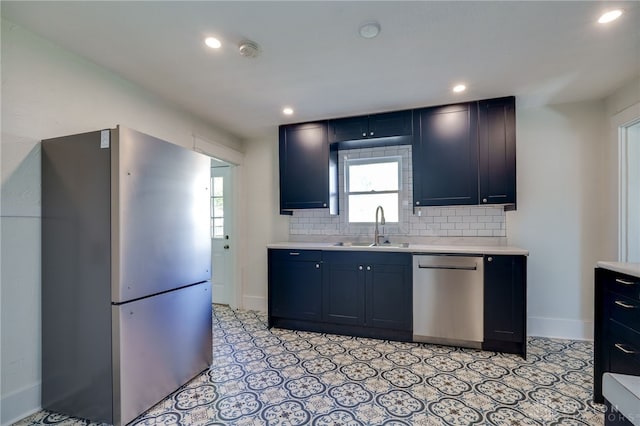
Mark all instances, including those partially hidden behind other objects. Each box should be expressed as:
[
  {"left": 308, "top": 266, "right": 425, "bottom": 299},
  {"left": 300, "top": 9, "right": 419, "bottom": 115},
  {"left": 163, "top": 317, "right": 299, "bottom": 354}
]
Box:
[{"left": 417, "top": 264, "right": 477, "bottom": 271}]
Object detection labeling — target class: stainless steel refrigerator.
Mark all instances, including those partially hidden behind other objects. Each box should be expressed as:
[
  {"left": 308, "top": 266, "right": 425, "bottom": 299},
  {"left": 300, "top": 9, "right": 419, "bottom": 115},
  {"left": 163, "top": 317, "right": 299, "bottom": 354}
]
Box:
[{"left": 41, "top": 126, "right": 213, "bottom": 425}]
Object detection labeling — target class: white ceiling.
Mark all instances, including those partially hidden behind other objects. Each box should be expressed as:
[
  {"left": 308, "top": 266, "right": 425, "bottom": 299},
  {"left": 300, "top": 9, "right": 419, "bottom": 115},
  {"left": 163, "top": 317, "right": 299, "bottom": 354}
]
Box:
[{"left": 2, "top": 1, "right": 639, "bottom": 141}]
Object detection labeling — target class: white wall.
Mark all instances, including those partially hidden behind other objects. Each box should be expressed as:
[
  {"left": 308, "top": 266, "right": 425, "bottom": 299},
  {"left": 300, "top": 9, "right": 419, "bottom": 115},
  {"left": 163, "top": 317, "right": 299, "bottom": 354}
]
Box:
[
  {"left": 0, "top": 19, "right": 243, "bottom": 425},
  {"left": 507, "top": 100, "right": 606, "bottom": 339},
  {"left": 240, "top": 136, "right": 289, "bottom": 311}
]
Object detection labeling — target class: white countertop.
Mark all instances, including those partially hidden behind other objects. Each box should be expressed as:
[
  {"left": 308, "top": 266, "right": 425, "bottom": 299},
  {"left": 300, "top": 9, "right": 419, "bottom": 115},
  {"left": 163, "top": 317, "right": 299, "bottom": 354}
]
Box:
[
  {"left": 267, "top": 241, "right": 529, "bottom": 256},
  {"left": 603, "top": 373, "right": 640, "bottom": 423},
  {"left": 597, "top": 261, "right": 640, "bottom": 279}
]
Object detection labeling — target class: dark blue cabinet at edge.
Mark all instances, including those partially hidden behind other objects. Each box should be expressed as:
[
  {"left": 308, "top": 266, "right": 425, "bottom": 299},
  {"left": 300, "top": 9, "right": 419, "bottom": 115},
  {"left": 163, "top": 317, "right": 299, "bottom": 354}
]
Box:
[
  {"left": 593, "top": 268, "right": 640, "bottom": 404},
  {"left": 483, "top": 255, "right": 526, "bottom": 357}
]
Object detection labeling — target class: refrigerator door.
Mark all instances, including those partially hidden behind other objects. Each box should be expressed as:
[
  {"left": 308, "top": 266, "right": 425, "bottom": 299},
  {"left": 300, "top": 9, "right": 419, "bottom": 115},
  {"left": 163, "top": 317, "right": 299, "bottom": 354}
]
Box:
[
  {"left": 113, "top": 281, "right": 213, "bottom": 426},
  {"left": 112, "top": 126, "right": 211, "bottom": 303}
]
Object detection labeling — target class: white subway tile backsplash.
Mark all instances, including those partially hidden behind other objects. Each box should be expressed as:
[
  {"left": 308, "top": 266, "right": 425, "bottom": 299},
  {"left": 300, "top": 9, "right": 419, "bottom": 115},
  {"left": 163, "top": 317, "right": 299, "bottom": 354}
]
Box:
[{"left": 289, "top": 145, "right": 506, "bottom": 238}]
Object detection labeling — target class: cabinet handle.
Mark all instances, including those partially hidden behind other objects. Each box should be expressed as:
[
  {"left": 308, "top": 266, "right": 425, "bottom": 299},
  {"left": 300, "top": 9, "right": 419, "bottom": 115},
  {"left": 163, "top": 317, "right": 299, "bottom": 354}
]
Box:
[
  {"left": 616, "top": 278, "right": 636, "bottom": 286},
  {"left": 289, "top": 252, "right": 300, "bottom": 256},
  {"left": 482, "top": 198, "right": 488, "bottom": 203},
  {"left": 614, "top": 300, "right": 637, "bottom": 309},
  {"left": 366, "top": 266, "right": 371, "bottom": 271},
  {"left": 614, "top": 343, "right": 638, "bottom": 355},
  {"left": 416, "top": 201, "right": 421, "bottom": 205},
  {"left": 323, "top": 203, "right": 327, "bottom": 207},
  {"left": 358, "top": 265, "right": 363, "bottom": 270},
  {"left": 370, "top": 131, "right": 374, "bottom": 136},
  {"left": 362, "top": 132, "right": 367, "bottom": 137},
  {"left": 315, "top": 264, "right": 320, "bottom": 269},
  {"left": 487, "top": 257, "right": 493, "bottom": 262}
]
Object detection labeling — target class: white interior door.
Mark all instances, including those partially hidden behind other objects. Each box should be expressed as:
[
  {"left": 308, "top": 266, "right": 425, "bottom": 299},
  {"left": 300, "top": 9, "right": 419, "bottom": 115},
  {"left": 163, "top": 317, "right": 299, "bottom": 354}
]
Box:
[{"left": 211, "top": 163, "right": 233, "bottom": 304}]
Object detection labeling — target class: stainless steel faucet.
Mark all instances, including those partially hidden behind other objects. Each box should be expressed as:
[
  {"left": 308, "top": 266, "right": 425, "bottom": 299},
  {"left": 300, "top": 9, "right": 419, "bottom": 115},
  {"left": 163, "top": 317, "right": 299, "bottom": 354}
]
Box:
[{"left": 373, "top": 205, "right": 386, "bottom": 246}]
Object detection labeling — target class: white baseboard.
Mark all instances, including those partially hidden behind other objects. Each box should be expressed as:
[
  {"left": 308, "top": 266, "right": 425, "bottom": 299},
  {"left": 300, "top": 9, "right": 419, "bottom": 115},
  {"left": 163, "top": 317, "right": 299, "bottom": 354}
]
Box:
[
  {"left": 1, "top": 382, "right": 41, "bottom": 426},
  {"left": 242, "top": 295, "right": 266, "bottom": 312},
  {"left": 528, "top": 316, "right": 593, "bottom": 340}
]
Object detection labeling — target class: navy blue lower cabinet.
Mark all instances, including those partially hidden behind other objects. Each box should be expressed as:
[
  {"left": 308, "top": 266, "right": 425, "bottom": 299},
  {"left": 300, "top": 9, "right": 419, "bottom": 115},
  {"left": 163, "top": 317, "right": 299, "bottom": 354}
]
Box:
[
  {"left": 268, "top": 249, "right": 322, "bottom": 324},
  {"left": 322, "top": 256, "right": 366, "bottom": 326},
  {"left": 268, "top": 249, "right": 412, "bottom": 341},
  {"left": 366, "top": 260, "right": 412, "bottom": 331},
  {"left": 482, "top": 254, "right": 527, "bottom": 357}
]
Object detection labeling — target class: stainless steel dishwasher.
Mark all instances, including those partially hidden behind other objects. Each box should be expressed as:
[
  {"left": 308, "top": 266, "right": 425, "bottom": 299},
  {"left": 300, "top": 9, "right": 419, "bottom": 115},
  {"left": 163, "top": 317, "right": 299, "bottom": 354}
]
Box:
[{"left": 413, "top": 254, "right": 484, "bottom": 348}]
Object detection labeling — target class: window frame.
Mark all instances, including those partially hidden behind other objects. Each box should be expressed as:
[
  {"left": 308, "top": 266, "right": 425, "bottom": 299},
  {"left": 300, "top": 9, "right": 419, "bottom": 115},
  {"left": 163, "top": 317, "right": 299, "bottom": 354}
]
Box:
[{"left": 344, "top": 156, "right": 402, "bottom": 224}]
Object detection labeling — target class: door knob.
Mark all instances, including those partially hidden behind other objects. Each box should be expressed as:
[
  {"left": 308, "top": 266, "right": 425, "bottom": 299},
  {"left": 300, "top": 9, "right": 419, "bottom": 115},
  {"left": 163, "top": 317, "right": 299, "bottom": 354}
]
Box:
[{"left": 224, "top": 245, "right": 230, "bottom": 250}]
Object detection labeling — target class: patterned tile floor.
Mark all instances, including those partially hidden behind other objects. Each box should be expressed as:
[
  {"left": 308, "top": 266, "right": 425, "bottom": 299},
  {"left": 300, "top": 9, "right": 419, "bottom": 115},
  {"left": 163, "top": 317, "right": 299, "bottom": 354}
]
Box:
[{"left": 18, "top": 305, "right": 606, "bottom": 426}]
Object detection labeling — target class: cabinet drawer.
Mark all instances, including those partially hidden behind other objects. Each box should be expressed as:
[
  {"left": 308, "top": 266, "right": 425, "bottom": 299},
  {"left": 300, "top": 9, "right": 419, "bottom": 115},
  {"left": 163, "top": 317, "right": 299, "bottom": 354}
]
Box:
[
  {"left": 608, "top": 323, "right": 640, "bottom": 377},
  {"left": 608, "top": 292, "right": 640, "bottom": 334},
  {"left": 604, "top": 271, "right": 640, "bottom": 301},
  {"left": 269, "top": 249, "right": 322, "bottom": 262}
]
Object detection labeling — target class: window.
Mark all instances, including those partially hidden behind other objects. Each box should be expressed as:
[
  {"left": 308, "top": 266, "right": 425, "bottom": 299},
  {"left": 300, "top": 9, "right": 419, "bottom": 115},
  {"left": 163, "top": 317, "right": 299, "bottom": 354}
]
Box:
[
  {"left": 211, "top": 176, "right": 224, "bottom": 238},
  {"left": 345, "top": 157, "right": 401, "bottom": 223}
]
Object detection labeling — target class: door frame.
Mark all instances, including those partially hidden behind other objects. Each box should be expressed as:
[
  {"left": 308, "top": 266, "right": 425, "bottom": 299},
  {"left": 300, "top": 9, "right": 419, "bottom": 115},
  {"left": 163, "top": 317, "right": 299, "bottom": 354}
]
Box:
[
  {"left": 194, "top": 134, "right": 244, "bottom": 310},
  {"left": 612, "top": 102, "right": 640, "bottom": 262}
]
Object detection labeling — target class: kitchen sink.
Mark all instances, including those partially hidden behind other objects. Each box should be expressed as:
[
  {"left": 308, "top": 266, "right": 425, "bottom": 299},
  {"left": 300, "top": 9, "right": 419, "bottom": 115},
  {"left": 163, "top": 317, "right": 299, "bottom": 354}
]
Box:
[{"left": 333, "top": 242, "right": 410, "bottom": 248}]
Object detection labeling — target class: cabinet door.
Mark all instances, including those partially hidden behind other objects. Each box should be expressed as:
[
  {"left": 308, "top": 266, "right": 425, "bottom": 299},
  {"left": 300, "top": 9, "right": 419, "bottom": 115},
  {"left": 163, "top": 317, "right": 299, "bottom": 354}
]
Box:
[
  {"left": 368, "top": 111, "right": 412, "bottom": 139},
  {"left": 279, "top": 122, "right": 329, "bottom": 211},
  {"left": 478, "top": 97, "right": 516, "bottom": 205},
  {"left": 322, "top": 253, "right": 365, "bottom": 326},
  {"left": 328, "top": 116, "right": 369, "bottom": 143},
  {"left": 412, "top": 103, "right": 479, "bottom": 206},
  {"left": 366, "top": 258, "right": 412, "bottom": 331},
  {"left": 484, "top": 255, "right": 526, "bottom": 343},
  {"left": 269, "top": 250, "right": 322, "bottom": 321}
]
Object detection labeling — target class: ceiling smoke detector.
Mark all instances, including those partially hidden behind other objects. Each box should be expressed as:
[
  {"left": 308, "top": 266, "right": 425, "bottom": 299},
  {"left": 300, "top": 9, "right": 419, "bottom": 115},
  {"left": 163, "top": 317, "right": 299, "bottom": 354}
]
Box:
[
  {"left": 359, "top": 22, "right": 381, "bottom": 39},
  {"left": 238, "top": 40, "right": 260, "bottom": 58}
]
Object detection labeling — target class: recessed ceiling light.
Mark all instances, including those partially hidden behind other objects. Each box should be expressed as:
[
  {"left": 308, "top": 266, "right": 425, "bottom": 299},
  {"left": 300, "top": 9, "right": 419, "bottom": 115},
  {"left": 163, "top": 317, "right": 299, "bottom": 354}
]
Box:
[
  {"left": 598, "top": 9, "right": 623, "bottom": 24},
  {"left": 204, "top": 37, "right": 222, "bottom": 49},
  {"left": 283, "top": 107, "right": 294, "bottom": 115},
  {"left": 359, "top": 22, "right": 381, "bottom": 39},
  {"left": 453, "top": 84, "right": 466, "bottom": 93}
]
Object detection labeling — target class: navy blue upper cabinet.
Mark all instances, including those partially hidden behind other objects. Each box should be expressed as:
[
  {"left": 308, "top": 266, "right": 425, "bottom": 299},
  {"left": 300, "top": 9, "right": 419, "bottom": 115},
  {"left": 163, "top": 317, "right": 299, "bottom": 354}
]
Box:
[
  {"left": 328, "top": 110, "right": 412, "bottom": 145},
  {"left": 479, "top": 96, "right": 516, "bottom": 206},
  {"left": 412, "top": 103, "right": 479, "bottom": 206},
  {"left": 279, "top": 121, "right": 337, "bottom": 214}
]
